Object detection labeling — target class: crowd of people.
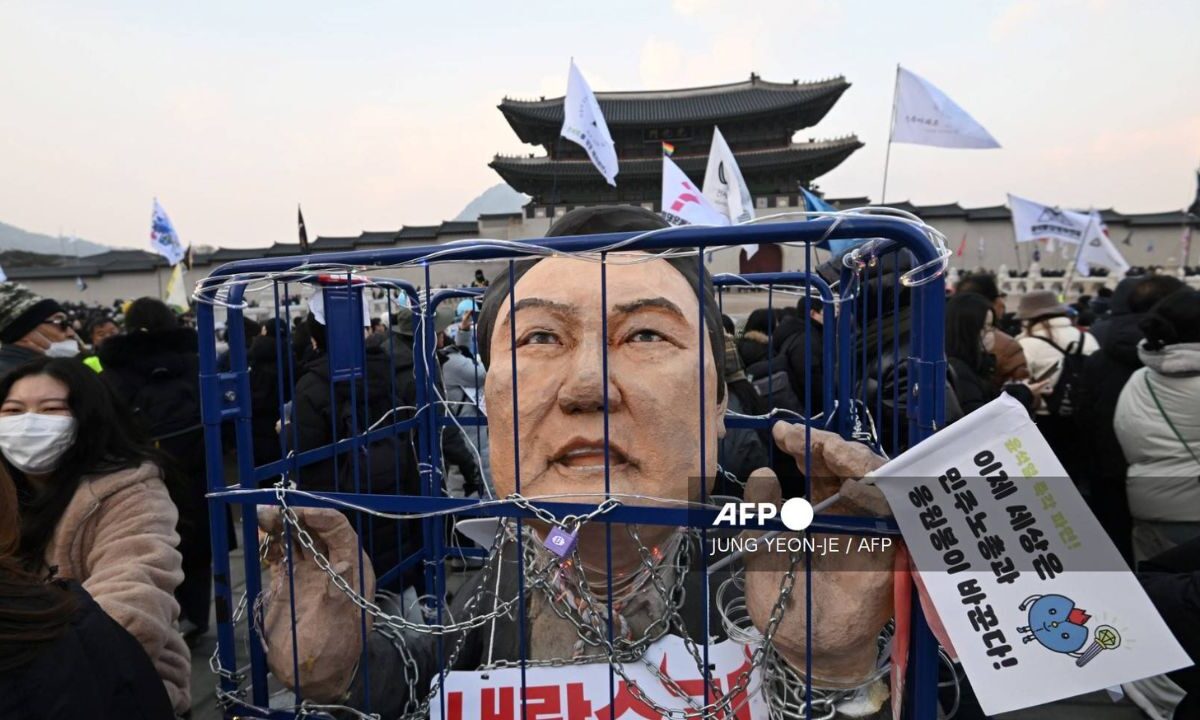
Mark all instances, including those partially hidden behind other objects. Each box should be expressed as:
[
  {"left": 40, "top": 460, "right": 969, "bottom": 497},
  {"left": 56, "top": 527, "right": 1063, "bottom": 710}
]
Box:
[
  {"left": 0, "top": 223, "right": 1197, "bottom": 718},
  {"left": 0, "top": 280, "right": 491, "bottom": 718}
]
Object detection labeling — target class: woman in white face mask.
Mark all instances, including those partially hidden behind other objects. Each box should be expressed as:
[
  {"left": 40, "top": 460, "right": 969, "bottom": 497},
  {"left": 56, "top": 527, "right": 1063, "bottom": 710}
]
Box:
[{"left": 1, "top": 357, "right": 191, "bottom": 715}]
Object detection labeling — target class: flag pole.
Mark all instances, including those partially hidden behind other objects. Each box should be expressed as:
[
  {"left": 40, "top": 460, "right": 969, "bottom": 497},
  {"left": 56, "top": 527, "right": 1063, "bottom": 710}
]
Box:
[
  {"left": 1061, "top": 209, "right": 1096, "bottom": 301},
  {"left": 1008, "top": 210, "right": 1025, "bottom": 275},
  {"left": 550, "top": 134, "right": 562, "bottom": 210},
  {"left": 880, "top": 64, "right": 901, "bottom": 204}
]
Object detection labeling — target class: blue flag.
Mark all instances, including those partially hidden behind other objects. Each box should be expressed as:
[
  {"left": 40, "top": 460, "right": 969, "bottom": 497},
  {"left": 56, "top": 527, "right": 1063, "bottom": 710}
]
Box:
[{"left": 804, "top": 188, "right": 865, "bottom": 255}]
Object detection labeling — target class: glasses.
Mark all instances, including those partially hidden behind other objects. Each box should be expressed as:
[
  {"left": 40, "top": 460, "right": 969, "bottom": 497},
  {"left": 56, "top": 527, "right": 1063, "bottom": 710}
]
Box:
[{"left": 42, "top": 317, "right": 72, "bottom": 331}]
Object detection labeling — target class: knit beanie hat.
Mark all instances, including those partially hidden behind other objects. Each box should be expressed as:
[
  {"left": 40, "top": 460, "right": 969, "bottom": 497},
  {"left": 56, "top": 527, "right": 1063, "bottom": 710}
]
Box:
[{"left": 0, "top": 284, "right": 64, "bottom": 344}]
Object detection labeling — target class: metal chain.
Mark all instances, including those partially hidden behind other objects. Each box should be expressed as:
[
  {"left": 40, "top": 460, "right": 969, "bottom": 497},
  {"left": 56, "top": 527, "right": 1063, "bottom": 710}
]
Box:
[
  {"left": 270, "top": 484, "right": 524, "bottom": 636},
  {"left": 227, "top": 488, "right": 839, "bottom": 719},
  {"left": 507, "top": 494, "right": 624, "bottom": 533},
  {"left": 523, "top": 521, "right": 802, "bottom": 720}
]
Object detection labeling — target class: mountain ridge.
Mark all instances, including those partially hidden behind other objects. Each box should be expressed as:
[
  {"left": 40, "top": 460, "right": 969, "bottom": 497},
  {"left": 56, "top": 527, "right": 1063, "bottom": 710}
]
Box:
[{"left": 0, "top": 220, "right": 114, "bottom": 257}]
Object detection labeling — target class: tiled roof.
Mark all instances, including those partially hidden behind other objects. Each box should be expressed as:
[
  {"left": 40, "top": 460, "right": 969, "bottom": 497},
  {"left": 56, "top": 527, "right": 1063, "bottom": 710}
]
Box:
[
  {"left": 500, "top": 75, "right": 850, "bottom": 128},
  {"left": 357, "top": 231, "right": 399, "bottom": 246},
  {"left": 491, "top": 137, "right": 863, "bottom": 180},
  {"left": 438, "top": 221, "right": 481, "bottom": 235},
  {"left": 1126, "top": 211, "right": 1193, "bottom": 226},
  {"left": 397, "top": 226, "right": 439, "bottom": 240},
  {"left": 965, "top": 205, "right": 1010, "bottom": 220}
]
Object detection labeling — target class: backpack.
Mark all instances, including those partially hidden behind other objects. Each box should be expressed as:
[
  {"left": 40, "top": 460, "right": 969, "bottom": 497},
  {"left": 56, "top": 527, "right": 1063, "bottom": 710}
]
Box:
[
  {"left": 1030, "top": 332, "right": 1087, "bottom": 418},
  {"left": 749, "top": 334, "right": 802, "bottom": 413}
]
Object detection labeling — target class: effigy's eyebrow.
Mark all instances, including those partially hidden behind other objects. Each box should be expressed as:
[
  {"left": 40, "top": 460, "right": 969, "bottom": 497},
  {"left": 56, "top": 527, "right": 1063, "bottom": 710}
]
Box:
[
  {"left": 611, "top": 297, "right": 687, "bottom": 322},
  {"left": 497, "top": 297, "right": 576, "bottom": 331}
]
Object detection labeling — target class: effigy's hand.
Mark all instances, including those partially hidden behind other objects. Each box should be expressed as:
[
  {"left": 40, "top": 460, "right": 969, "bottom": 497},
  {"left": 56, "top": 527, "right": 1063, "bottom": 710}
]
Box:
[
  {"left": 258, "top": 506, "right": 376, "bottom": 701},
  {"left": 771, "top": 423, "right": 887, "bottom": 489},
  {"left": 741, "top": 426, "right": 895, "bottom": 701}
]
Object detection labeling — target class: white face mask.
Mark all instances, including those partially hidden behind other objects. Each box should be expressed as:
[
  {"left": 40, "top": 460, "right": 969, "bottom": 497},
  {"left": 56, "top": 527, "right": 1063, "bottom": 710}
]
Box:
[
  {"left": 45, "top": 340, "right": 80, "bottom": 358},
  {"left": 0, "top": 413, "right": 77, "bottom": 475}
]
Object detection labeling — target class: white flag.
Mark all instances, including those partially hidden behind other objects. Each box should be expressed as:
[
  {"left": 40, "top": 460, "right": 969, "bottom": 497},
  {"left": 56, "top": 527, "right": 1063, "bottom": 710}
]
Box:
[
  {"left": 0, "top": 265, "right": 7, "bottom": 283},
  {"left": 661, "top": 155, "right": 730, "bottom": 229},
  {"left": 560, "top": 61, "right": 618, "bottom": 186},
  {"left": 1076, "top": 213, "right": 1130, "bottom": 276},
  {"left": 1008, "top": 194, "right": 1095, "bottom": 245},
  {"left": 702, "top": 126, "right": 755, "bottom": 224},
  {"left": 891, "top": 67, "right": 1000, "bottom": 149},
  {"left": 150, "top": 198, "right": 186, "bottom": 266}
]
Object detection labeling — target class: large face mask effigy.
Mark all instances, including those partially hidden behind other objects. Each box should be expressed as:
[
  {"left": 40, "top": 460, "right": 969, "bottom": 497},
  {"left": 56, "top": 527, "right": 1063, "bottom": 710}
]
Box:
[
  {"left": 483, "top": 254, "right": 727, "bottom": 575},
  {"left": 481, "top": 252, "right": 896, "bottom": 703}
]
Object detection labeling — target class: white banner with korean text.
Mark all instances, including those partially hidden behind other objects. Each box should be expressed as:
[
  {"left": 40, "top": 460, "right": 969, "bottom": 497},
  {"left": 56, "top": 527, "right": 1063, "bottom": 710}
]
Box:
[{"left": 872, "top": 395, "right": 1189, "bottom": 716}]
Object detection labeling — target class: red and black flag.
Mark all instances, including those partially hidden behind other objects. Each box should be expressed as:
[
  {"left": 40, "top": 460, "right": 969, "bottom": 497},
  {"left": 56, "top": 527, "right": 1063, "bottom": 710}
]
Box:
[{"left": 298, "top": 204, "right": 310, "bottom": 253}]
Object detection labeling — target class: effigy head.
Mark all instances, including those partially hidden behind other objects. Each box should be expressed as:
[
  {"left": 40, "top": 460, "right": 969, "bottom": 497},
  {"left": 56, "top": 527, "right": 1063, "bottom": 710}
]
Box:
[{"left": 475, "top": 207, "right": 727, "bottom": 569}]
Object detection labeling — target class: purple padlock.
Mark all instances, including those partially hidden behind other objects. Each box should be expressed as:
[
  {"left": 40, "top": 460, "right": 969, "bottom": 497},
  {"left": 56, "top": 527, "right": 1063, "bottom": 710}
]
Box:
[{"left": 544, "top": 526, "right": 578, "bottom": 559}]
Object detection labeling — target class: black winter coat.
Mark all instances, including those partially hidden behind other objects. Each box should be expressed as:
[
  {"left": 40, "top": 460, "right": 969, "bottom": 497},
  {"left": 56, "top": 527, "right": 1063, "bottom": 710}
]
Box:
[
  {"left": 292, "top": 344, "right": 421, "bottom": 585},
  {"left": 1138, "top": 537, "right": 1200, "bottom": 716},
  {"left": 947, "top": 356, "right": 1034, "bottom": 417},
  {"left": 249, "top": 334, "right": 288, "bottom": 467},
  {"left": 745, "top": 315, "right": 825, "bottom": 418},
  {"left": 1075, "top": 311, "right": 1144, "bottom": 563},
  {"left": 0, "top": 582, "right": 174, "bottom": 720}
]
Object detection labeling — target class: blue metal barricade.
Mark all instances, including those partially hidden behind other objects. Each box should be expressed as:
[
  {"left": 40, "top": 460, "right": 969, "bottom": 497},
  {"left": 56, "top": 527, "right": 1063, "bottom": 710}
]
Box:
[{"left": 197, "top": 216, "right": 949, "bottom": 719}]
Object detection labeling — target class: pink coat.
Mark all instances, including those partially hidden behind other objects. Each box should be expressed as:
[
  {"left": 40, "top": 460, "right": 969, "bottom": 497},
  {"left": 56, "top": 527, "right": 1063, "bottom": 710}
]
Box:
[{"left": 45, "top": 461, "right": 191, "bottom": 714}]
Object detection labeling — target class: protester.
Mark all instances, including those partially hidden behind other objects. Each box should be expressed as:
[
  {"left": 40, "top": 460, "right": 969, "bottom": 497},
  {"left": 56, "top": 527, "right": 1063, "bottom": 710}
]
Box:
[
  {"left": 248, "top": 318, "right": 290, "bottom": 468},
  {"left": 945, "top": 293, "right": 1044, "bottom": 414},
  {"left": 0, "top": 463, "right": 175, "bottom": 720},
  {"left": 470, "top": 268, "right": 489, "bottom": 288},
  {"left": 1015, "top": 290, "right": 1099, "bottom": 485},
  {"left": 954, "top": 272, "right": 1029, "bottom": 387},
  {"left": 1, "top": 358, "right": 190, "bottom": 713},
  {"left": 1077, "top": 275, "right": 1186, "bottom": 563},
  {"left": 822, "top": 251, "right": 962, "bottom": 456},
  {"left": 217, "top": 317, "right": 260, "bottom": 372},
  {"left": 1114, "top": 289, "right": 1200, "bottom": 562},
  {"left": 97, "top": 297, "right": 210, "bottom": 645},
  {"left": 1126, "top": 536, "right": 1200, "bottom": 717},
  {"left": 85, "top": 315, "right": 120, "bottom": 351},
  {"left": 0, "top": 284, "right": 78, "bottom": 378},
  {"left": 736, "top": 307, "right": 776, "bottom": 370},
  {"left": 746, "top": 297, "right": 824, "bottom": 418},
  {"left": 292, "top": 306, "right": 421, "bottom": 586},
  {"left": 1071, "top": 294, "right": 1097, "bottom": 327},
  {"left": 436, "top": 315, "right": 487, "bottom": 497},
  {"left": 716, "top": 315, "right": 769, "bottom": 492}
]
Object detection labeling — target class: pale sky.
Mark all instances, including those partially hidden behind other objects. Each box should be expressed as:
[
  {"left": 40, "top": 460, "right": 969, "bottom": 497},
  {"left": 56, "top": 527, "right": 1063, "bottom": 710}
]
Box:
[{"left": 2, "top": 0, "right": 1198, "bottom": 250}]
